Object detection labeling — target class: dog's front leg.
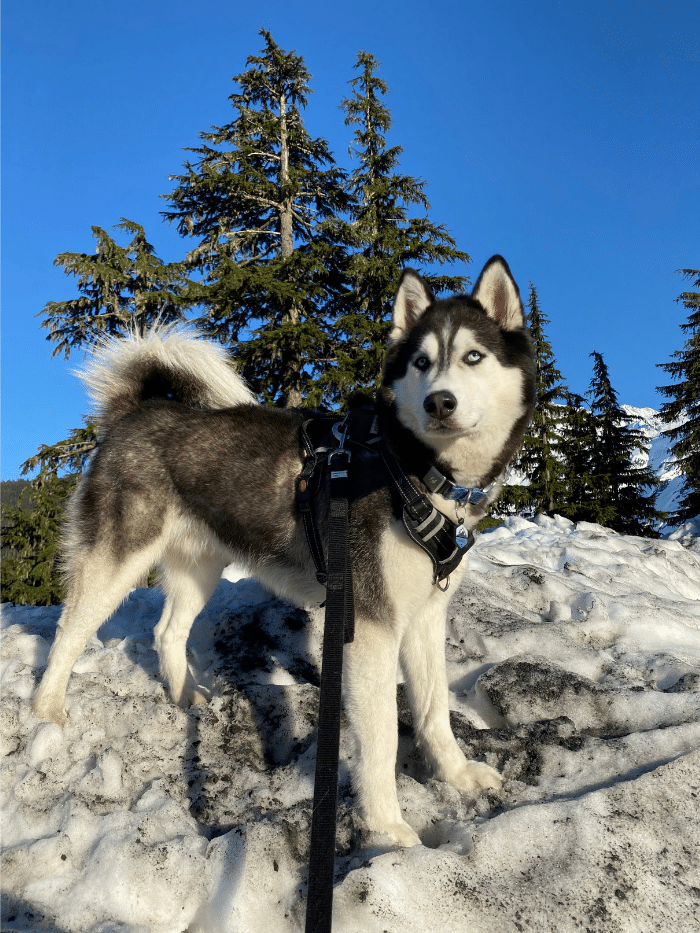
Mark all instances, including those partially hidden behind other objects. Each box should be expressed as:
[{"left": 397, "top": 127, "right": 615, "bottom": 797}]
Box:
[
  {"left": 400, "top": 586, "right": 502, "bottom": 797},
  {"left": 344, "top": 619, "right": 422, "bottom": 848}
]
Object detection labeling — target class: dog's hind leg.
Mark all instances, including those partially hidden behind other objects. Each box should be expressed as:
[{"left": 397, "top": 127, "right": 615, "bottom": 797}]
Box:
[
  {"left": 32, "top": 543, "right": 161, "bottom": 727},
  {"left": 400, "top": 586, "right": 502, "bottom": 797},
  {"left": 154, "top": 548, "right": 227, "bottom": 707}
]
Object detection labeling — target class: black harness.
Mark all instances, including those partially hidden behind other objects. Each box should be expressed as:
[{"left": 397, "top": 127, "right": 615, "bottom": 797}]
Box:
[{"left": 295, "top": 407, "right": 477, "bottom": 594}]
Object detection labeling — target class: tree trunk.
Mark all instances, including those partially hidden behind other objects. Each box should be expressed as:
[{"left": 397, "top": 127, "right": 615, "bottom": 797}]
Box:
[{"left": 278, "top": 90, "right": 302, "bottom": 407}]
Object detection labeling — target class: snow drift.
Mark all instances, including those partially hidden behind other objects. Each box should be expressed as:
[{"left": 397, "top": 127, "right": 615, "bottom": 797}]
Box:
[{"left": 2, "top": 514, "right": 699, "bottom": 932}]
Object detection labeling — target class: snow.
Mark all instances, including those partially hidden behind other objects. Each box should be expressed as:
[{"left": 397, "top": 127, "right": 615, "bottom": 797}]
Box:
[{"left": 2, "top": 515, "right": 699, "bottom": 932}]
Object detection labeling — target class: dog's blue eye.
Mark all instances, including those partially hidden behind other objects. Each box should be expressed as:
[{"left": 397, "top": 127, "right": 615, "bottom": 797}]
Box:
[
  {"left": 414, "top": 356, "right": 431, "bottom": 371},
  {"left": 466, "top": 351, "right": 483, "bottom": 364}
]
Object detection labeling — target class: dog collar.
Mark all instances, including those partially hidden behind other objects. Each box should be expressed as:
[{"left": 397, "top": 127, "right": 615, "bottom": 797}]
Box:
[{"left": 420, "top": 465, "right": 499, "bottom": 507}]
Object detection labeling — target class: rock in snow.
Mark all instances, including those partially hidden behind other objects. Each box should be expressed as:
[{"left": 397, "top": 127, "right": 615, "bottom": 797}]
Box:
[{"left": 1, "top": 514, "right": 699, "bottom": 932}]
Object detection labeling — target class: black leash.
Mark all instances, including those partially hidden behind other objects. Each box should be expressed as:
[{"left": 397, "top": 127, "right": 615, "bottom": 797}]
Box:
[{"left": 304, "top": 421, "right": 354, "bottom": 933}]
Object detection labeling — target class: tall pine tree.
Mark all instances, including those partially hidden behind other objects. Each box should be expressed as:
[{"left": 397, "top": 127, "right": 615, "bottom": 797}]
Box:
[
  {"left": 498, "top": 284, "right": 567, "bottom": 516},
  {"left": 557, "top": 392, "right": 609, "bottom": 525},
  {"left": 1, "top": 423, "right": 96, "bottom": 605},
  {"left": 40, "top": 219, "right": 190, "bottom": 358},
  {"left": 656, "top": 268, "right": 700, "bottom": 524},
  {"left": 13, "top": 220, "right": 183, "bottom": 603},
  {"left": 331, "top": 51, "right": 470, "bottom": 401},
  {"left": 586, "top": 352, "right": 662, "bottom": 536},
  {"left": 162, "top": 29, "right": 351, "bottom": 407}
]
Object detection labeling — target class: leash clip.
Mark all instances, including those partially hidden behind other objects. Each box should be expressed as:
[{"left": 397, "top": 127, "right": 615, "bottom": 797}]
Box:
[{"left": 328, "top": 419, "right": 351, "bottom": 470}]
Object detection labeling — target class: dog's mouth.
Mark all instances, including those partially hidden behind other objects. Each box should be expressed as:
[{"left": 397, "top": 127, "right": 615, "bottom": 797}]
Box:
[
  {"left": 424, "top": 417, "right": 481, "bottom": 437},
  {"left": 426, "top": 420, "right": 458, "bottom": 432}
]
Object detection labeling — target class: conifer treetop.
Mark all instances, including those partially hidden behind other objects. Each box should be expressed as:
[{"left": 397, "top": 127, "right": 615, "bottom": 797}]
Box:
[
  {"left": 162, "top": 30, "right": 352, "bottom": 406},
  {"left": 40, "top": 220, "right": 189, "bottom": 359},
  {"left": 329, "top": 51, "right": 470, "bottom": 401}
]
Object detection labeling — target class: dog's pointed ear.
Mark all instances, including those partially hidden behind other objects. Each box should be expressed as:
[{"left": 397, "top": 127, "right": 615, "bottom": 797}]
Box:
[
  {"left": 472, "top": 256, "right": 525, "bottom": 331},
  {"left": 390, "top": 269, "right": 434, "bottom": 342}
]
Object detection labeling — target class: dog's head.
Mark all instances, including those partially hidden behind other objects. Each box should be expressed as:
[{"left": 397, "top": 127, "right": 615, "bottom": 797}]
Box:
[{"left": 380, "top": 256, "right": 535, "bottom": 461}]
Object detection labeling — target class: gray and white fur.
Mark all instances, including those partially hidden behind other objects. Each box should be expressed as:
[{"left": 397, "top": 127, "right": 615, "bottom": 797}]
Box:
[{"left": 33, "top": 256, "right": 535, "bottom": 847}]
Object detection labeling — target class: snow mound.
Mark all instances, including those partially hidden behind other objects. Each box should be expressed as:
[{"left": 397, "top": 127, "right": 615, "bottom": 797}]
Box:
[{"left": 2, "top": 516, "right": 699, "bottom": 932}]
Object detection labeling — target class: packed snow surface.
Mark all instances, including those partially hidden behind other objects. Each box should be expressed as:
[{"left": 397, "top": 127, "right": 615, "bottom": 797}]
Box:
[{"left": 2, "top": 514, "right": 699, "bottom": 932}]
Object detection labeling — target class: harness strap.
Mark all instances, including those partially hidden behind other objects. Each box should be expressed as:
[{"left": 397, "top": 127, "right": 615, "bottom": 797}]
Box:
[
  {"left": 297, "top": 453, "right": 327, "bottom": 585},
  {"left": 378, "top": 443, "right": 474, "bottom": 584},
  {"left": 298, "top": 414, "right": 342, "bottom": 586}
]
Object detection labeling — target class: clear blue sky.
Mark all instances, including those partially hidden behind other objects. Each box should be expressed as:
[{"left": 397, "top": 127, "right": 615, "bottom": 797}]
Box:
[{"left": 2, "top": 0, "right": 698, "bottom": 480}]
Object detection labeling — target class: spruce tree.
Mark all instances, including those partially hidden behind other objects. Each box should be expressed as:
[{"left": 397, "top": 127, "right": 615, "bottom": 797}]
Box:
[
  {"left": 40, "top": 219, "right": 190, "bottom": 358},
  {"left": 656, "top": 268, "right": 700, "bottom": 524},
  {"left": 24, "top": 221, "right": 186, "bottom": 601},
  {"left": 331, "top": 51, "right": 470, "bottom": 401},
  {"left": 1, "top": 477, "right": 73, "bottom": 605},
  {"left": 586, "top": 352, "right": 662, "bottom": 536},
  {"left": 498, "top": 284, "right": 567, "bottom": 516},
  {"left": 162, "top": 29, "right": 351, "bottom": 407},
  {"left": 1, "top": 423, "right": 96, "bottom": 606},
  {"left": 556, "top": 392, "right": 609, "bottom": 525}
]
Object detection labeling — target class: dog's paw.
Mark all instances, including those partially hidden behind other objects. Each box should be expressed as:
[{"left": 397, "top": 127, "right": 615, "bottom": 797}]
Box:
[
  {"left": 31, "top": 697, "right": 68, "bottom": 728},
  {"left": 449, "top": 760, "right": 502, "bottom": 796},
  {"left": 379, "top": 820, "right": 422, "bottom": 848},
  {"left": 176, "top": 684, "right": 212, "bottom": 708},
  {"left": 188, "top": 685, "right": 212, "bottom": 706}
]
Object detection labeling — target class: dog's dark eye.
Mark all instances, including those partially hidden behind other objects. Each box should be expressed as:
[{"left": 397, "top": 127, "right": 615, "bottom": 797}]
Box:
[
  {"left": 465, "top": 350, "right": 483, "bottom": 364},
  {"left": 414, "top": 355, "right": 431, "bottom": 372}
]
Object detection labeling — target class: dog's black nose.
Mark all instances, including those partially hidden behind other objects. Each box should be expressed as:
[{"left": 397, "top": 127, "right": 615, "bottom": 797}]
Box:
[{"left": 423, "top": 391, "right": 457, "bottom": 421}]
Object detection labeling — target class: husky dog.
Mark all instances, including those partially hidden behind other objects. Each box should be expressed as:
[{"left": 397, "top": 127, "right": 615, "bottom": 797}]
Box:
[{"left": 33, "top": 256, "right": 535, "bottom": 847}]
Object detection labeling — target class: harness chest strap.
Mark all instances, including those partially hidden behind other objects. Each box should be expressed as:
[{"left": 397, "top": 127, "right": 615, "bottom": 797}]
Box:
[{"left": 377, "top": 443, "right": 475, "bottom": 586}]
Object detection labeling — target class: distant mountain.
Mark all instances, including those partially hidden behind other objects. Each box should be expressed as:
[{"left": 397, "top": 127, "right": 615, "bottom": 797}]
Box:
[{"left": 621, "top": 405, "right": 687, "bottom": 524}]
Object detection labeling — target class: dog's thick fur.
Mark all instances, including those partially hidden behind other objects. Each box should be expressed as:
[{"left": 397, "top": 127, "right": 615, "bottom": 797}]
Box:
[{"left": 33, "top": 256, "right": 535, "bottom": 847}]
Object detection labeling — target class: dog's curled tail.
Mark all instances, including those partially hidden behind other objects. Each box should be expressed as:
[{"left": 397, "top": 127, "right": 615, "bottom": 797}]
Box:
[{"left": 80, "top": 325, "right": 255, "bottom": 432}]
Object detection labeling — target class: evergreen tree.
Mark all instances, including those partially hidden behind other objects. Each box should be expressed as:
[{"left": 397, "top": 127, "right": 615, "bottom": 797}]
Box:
[
  {"left": 331, "top": 51, "right": 470, "bottom": 401},
  {"left": 498, "top": 284, "right": 567, "bottom": 516},
  {"left": 556, "top": 392, "right": 610, "bottom": 525},
  {"left": 25, "top": 220, "right": 184, "bottom": 600},
  {"left": 40, "top": 219, "right": 190, "bottom": 358},
  {"left": 162, "top": 29, "right": 351, "bottom": 407},
  {"left": 1, "top": 423, "right": 96, "bottom": 606},
  {"left": 656, "top": 268, "right": 700, "bottom": 524},
  {"left": 586, "top": 352, "right": 662, "bottom": 536},
  {"left": 1, "top": 477, "right": 73, "bottom": 605}
]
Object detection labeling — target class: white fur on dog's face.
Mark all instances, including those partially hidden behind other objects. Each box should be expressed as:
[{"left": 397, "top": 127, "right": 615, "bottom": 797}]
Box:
[{"left": 392, "top": 324, "right": 526, "bottom": 457}]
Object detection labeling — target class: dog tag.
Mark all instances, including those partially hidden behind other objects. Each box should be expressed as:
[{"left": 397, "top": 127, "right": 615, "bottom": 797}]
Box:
[{"left": 456, "top": 524, "right": 470, "bottom": 548}]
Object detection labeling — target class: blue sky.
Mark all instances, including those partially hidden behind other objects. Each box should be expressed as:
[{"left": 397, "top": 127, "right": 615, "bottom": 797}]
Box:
[{"left": 2, "top": 0, "right": 698, "bottom": 480}]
